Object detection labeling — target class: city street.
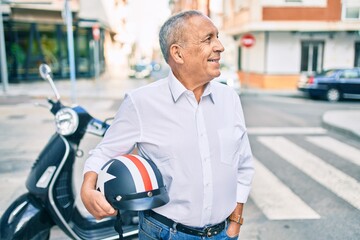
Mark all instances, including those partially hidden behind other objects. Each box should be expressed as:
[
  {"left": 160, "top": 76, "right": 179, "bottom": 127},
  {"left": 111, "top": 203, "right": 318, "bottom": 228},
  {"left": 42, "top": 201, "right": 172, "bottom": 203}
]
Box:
[
  {"left": 0, "top": 80, "right": 360, "bottom": 239},
  {"left": 240, "top": 93, "right": 360, "bottom": 240}
]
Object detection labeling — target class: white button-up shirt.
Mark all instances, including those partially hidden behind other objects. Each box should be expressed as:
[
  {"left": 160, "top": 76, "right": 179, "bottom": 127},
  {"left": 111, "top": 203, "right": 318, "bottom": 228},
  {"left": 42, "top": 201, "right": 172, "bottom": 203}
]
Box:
[{"left": 84, "top": 70, "right": 254, "bottom": 227}]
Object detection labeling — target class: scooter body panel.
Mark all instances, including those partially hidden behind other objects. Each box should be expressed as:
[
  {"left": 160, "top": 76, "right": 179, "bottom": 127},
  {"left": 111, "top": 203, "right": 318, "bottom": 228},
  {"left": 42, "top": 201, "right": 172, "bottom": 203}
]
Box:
[
  {"left": 0, "top": 193, "right": 53, "bottom": 240},
  {"left": 26, "top": 134, "right": 68, "bottom": 199}
]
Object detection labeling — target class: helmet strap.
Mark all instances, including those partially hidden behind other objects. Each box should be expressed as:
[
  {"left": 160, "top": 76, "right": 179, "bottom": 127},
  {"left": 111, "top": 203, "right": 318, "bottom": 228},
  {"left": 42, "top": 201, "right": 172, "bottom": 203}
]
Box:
[{"left": 114, "top": 211, "right": 124, "bottom": 240}]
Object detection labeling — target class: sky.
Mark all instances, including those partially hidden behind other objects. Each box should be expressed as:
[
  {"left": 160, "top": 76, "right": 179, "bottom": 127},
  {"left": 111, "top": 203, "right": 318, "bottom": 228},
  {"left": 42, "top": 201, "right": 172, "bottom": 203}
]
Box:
[{"left": 126, "top": 0, "right": 171, "bottom": 59}]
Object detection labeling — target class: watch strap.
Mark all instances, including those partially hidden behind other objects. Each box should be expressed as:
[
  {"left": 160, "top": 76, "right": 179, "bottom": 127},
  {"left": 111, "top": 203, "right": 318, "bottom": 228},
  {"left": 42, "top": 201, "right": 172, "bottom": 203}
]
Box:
[{"left": 228, "top": 213, "right": 244, "bottom": 225}]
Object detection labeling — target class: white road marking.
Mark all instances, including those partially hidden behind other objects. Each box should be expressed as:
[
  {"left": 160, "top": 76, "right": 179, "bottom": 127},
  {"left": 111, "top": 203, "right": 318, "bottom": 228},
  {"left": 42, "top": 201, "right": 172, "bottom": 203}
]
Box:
[
  {"left": 307, "top": 136, "right": 360, "bottom": 166},
  {"left": 247, "top": 127, "right": 327, "bottom": 135},
  {"left": 250, "top": 159, "right": 321, "bottom": 220},
  {"left": 258, "top": 137, "right": 360, "bottom": 210}
]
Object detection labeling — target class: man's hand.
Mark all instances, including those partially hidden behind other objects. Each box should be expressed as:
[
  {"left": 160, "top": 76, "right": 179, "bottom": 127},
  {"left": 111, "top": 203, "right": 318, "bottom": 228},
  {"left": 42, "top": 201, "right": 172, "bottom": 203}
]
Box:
[
  {"left": 226, "top": 202, "right": 244, "bottom": 238},
  {"left": 81, "top": 171, "right": 117, "bottom": 220},
  {"left": 226, "top": 221, "right": 241, "bottom": 237}
]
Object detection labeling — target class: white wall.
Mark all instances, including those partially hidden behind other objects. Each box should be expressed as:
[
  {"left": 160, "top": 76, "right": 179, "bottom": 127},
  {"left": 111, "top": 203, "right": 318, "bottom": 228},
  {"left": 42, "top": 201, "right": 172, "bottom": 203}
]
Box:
[
  {"left": 323, "top": 32, "right": 357, "bottom": 69},
  {"left": 251, "top": 31, "right": 360, "bottom": 75},
  {"left": 248, "top": 32, "right": 266, "bottom": 73},
  {"left": 266, "top": 32, "right": 300, "bottom": 74}
]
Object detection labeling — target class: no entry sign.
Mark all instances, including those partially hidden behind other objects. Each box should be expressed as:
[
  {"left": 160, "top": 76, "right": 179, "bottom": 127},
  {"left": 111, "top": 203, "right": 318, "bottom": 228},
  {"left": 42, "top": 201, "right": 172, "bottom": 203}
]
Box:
[
  {"left": 241, "top": 34, "right": 255, "bottom": 48},
  {"left": 92, "top": 24, "right": 100, "bottom": 41}
]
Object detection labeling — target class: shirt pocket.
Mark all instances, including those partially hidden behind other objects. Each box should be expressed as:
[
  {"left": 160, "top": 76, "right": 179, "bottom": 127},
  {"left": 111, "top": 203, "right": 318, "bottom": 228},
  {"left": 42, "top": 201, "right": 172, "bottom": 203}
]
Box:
[{"left": 217, "top": 127, "right": 243, "bottom": 165}]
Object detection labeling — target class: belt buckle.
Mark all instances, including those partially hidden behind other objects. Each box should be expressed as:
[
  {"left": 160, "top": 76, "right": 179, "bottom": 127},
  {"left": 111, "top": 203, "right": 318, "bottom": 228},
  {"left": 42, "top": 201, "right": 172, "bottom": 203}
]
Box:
[{"left": 205, "top": 227, "right": 218, "bottom": 237}]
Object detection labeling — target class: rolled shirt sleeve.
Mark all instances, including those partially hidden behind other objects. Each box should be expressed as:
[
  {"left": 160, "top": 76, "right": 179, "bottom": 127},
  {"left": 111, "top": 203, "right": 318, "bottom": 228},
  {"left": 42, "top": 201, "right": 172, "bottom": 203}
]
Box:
[{"left": 83, "top": 94, "right": 141, "bottom": 174}]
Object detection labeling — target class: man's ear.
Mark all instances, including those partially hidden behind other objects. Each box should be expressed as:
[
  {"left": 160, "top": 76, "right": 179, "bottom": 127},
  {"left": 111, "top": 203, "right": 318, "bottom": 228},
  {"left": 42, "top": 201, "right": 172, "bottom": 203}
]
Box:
[{"left": 169, "top": 44, "right": 184, "bottom": 64}]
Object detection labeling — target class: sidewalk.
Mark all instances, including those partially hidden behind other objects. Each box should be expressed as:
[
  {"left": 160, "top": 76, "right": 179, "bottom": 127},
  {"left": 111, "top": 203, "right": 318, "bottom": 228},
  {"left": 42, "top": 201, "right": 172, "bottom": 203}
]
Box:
[
  {"left": 241, "top": 88, "right": 360, "bottom": 140},
  {"left": 0, "top": 75, "right": 360, "bottom": 139},
  {"left": 1, "top": 75, "right": 360, "bottom": 140},
  {"left": 0, "top": 70, "right": 151, "bottom": 101}
]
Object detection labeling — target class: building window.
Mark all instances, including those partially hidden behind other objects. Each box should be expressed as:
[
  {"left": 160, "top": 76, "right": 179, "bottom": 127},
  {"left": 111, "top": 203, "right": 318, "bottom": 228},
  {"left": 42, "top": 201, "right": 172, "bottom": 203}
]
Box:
[
  {"left": 342, "top": 0, "right": 360, "bottom": 20},
  {"left": 345, "top": 7, "right": 360, "bottom": 19},
  {"left": 300, "top": 41, "right": 324, "bottom": 74},
  {"left": 355, "top": 42, "right": 360, "bottom": 67}
]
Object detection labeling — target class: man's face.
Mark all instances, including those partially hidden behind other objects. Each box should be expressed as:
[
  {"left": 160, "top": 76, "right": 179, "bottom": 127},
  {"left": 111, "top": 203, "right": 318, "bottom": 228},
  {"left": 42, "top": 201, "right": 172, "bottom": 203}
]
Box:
[{"left": 180, "top": 15, "right": 225, "bottom": 82}]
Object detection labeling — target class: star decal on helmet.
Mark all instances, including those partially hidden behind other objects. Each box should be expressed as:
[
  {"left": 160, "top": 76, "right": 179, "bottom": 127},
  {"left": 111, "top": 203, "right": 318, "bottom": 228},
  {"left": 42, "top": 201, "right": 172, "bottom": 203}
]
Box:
[{"left": 96, "top": 160, "right": 116, "bottom": 194}]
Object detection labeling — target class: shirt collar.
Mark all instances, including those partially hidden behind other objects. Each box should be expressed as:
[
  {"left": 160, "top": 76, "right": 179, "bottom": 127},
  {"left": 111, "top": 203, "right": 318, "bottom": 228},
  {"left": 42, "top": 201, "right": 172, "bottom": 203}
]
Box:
[
  {"left": 168, "top": 70, "right": 187, "bottom": 103},
  {"left": 168, "top": 70, "right": 215, "bottom": 104}
]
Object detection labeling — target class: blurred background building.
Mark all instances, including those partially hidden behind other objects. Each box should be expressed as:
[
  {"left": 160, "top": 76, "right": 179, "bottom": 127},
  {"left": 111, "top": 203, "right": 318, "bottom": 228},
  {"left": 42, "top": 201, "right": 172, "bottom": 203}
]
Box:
[
  {"left": 170, "top": 0, "right": 360, "bottom": 89},
  {"left": 218, "top": 0, "right": 360, "bottom": 89},
  {"left": 1, "top": 0, "right": 122, "bottom": 83}
]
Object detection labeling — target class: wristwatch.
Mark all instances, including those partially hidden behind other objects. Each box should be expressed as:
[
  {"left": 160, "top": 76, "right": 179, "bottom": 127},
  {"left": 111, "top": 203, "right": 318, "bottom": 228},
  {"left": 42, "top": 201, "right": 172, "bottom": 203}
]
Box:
[{"left": 228, "top": 213, "right": 244, "bottom": 225}]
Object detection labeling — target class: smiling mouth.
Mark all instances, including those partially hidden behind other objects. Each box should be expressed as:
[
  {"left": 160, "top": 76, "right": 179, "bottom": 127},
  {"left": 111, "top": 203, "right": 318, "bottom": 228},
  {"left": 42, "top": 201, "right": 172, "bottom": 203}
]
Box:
[{"left": 208, "top": 59, "right": 220, "bottom": 62}]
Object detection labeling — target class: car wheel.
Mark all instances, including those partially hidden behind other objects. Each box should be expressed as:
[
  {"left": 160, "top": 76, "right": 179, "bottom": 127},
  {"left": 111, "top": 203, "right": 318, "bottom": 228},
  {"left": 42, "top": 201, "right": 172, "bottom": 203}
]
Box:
[{"left": 326, "top": 88, "right": 341, "bottom": 102}]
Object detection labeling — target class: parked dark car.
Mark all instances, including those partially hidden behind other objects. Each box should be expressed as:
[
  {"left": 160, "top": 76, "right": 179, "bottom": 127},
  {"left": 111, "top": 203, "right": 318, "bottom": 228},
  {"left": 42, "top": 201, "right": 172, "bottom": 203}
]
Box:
[
  {"left": 297, "top": 68, "right": 360, "bottom": 102},
  {"left": 128, "top": 63, "right": 152, "bottom": 79}
]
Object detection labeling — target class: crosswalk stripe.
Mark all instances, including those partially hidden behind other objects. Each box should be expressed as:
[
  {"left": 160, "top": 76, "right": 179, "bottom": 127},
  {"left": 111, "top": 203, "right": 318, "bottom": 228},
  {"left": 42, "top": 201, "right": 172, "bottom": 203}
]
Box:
[
  {"left": 250, "top": 159, "right": 321, "bottom": 220},
  {"left": 258, "top": 136, "right": 360, "bottom": 210},
  {"left": 306, "top": 136, "right": 360, "bottom": 166},
  {"left": 247, "top": 127, "right": 327, "bottom": 135}
]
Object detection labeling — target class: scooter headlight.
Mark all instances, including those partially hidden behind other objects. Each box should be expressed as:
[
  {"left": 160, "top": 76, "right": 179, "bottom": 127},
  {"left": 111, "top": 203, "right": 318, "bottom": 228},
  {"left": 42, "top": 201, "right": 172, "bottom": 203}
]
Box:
[{"left": 55, "top": 108, "right": 79, "bottom": 136}]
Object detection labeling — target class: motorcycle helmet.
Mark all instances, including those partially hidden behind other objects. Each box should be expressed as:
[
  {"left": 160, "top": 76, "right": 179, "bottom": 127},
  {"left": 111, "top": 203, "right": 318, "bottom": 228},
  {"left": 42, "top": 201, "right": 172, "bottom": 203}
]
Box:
[{"left": 96, "top": 154, "right": 169, "bottom": 211}]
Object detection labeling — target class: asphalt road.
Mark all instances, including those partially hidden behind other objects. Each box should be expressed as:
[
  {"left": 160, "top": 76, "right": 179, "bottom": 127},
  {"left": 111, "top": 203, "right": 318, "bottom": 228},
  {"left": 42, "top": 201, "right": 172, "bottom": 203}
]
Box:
[{"left": 240, "top": 93, "right": 360, "bottom": 240}]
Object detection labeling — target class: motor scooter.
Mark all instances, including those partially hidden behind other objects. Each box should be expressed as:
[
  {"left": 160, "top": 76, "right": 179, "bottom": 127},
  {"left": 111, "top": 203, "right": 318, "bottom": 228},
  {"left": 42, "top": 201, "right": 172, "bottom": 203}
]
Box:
[{"left": 0, "top": 64, "right": 138, "bottom": 240}]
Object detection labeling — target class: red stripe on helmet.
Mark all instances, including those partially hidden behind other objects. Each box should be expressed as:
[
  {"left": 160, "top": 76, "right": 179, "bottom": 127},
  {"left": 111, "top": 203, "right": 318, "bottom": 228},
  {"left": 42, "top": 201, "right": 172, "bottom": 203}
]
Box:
[{"left": 124, "top": 154, "right": 153, "bottom": 191}]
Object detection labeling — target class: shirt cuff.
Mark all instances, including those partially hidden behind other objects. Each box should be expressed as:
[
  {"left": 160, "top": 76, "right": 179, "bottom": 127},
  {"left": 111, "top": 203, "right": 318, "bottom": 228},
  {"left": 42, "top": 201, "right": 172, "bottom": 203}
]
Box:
[{"left": 236, "top": 184, "right": 252, "bottom": 203}]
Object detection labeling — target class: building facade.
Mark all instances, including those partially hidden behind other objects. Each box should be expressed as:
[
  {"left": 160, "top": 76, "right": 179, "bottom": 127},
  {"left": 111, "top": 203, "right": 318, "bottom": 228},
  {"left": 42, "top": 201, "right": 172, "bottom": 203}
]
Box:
[
  {"left": 219, "top": 0, "right": 360, "bottom": 89},
  {"left": 1, "top": 0, "right": 126, "bottom": 83}
]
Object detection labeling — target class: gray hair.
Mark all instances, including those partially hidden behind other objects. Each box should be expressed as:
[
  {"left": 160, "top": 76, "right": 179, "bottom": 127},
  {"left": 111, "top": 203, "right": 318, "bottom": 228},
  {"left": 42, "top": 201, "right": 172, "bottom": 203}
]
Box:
[{"left": 159, "top": 10, "right": 205, "bottom": 63}]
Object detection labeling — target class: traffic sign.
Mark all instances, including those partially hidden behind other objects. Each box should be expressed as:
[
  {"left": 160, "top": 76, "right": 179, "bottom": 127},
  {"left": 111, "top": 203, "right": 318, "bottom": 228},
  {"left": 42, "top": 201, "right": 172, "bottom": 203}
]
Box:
[
  {"left": 241, "top": 34, "right": 255, "bottom": 48},
  {"left": 92, "top": 24, "right": 100, "bottom": 41}
]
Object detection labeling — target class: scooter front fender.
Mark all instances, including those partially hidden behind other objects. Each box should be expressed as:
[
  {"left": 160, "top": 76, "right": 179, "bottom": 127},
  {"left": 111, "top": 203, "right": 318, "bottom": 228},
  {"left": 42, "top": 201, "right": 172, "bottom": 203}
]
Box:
[{"left": 0, "top": 193, "right": 54, "bottom": 240}]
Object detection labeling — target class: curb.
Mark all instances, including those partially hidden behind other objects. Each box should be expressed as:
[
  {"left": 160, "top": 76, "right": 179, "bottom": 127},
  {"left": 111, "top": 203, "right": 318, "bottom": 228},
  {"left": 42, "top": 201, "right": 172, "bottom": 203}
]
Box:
[{"left": 321, "top": 111, "right": 360, "bottom": 141}]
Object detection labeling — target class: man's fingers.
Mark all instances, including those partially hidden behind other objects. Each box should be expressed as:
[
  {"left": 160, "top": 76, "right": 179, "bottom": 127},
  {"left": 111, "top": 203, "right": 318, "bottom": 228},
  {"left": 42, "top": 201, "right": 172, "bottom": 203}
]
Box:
[
  {"left": 96, "top": 193, "right": 116, "bottom": 215},
  {"left": 89, "top": 191, "right": 116, "bottom": 219}
]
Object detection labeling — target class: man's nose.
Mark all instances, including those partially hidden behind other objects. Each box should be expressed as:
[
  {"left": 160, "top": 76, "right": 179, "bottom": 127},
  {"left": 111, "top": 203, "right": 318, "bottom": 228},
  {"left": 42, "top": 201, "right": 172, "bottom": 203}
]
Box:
[{"left": 214, "top": 39, "right": 225, "bottom": 52}]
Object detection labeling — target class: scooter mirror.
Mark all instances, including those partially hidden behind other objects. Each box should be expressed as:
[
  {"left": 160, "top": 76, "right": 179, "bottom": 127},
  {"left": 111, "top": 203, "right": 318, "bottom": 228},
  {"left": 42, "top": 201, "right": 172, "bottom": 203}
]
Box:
[
  {"left": 39, "top": 64, "right": 61, "bottom": 100},
  {"left": 39, "top": 64, "right": 52, "bottom": 80}
]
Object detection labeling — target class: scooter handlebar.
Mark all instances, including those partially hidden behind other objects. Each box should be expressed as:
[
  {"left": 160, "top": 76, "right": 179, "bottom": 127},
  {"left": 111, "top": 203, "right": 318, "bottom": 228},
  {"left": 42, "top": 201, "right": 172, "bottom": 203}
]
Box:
[{"left": 87, "top": 118, "right": 110, "bottom": 137}]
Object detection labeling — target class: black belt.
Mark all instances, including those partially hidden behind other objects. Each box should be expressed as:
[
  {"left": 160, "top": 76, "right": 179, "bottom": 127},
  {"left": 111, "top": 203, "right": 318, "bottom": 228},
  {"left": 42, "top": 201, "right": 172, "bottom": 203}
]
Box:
[{"left": 145, "top": 210, "right": 225, "bottom": 237}]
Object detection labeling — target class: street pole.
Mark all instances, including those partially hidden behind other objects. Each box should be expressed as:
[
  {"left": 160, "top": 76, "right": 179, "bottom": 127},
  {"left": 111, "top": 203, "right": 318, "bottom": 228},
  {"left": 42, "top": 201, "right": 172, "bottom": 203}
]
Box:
[
  {"left": 0, "top": 6, "right": 9, "bottom": 93},
  {"left": 64, "top": 0, "right": 76, "bottom": 103}
]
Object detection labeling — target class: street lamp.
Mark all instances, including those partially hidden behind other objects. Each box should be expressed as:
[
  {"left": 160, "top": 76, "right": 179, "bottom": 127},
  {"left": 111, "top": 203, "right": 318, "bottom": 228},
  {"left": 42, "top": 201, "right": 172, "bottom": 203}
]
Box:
[
  {"left": 0, "top": 2, "right": 9, "bottom": 93},
  {"left": 63, "top": 0, "right": 77, "bottom": 103}
]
